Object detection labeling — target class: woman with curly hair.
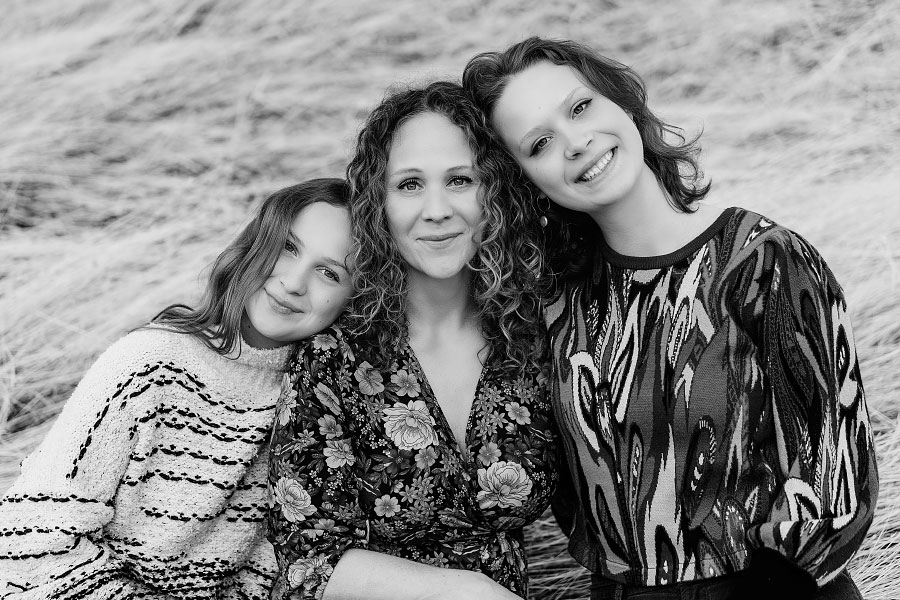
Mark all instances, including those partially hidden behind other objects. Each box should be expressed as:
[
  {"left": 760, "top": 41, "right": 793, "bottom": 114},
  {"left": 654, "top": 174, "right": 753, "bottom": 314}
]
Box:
[
  {"left": 463, "top": 37, "right": 878, "bottom": 600},
  {"left": 267, "top": 82, "right": 558, "bottom": 600}
]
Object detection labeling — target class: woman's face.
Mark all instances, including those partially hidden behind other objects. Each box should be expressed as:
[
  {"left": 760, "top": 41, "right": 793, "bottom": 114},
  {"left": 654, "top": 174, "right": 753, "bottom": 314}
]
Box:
[
  {"left": 491, "top": 61, "right": 648, "bottom": 219},
  {"left": 243, "top": 201, "right": 354, "bottom": 348},
  {"left": 384, "top": 111, "right": 483, "bottom": 286}
]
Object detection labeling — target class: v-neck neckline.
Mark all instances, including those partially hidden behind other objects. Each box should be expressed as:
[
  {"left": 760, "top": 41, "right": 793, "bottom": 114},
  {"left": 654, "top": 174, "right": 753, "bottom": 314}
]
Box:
[{"left": 404, "top": 340, "right": 488, "bottom": 460}]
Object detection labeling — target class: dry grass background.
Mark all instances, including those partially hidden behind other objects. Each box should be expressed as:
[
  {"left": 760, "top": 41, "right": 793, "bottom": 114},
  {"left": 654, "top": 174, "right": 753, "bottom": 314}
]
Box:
[{"left": 0, "top": 0, "right": 898, "bottom": 597}]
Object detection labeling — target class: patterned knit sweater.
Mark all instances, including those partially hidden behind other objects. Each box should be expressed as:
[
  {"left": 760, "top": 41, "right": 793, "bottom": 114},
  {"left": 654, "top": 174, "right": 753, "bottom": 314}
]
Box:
[
  {"left": 0, "top": 327, "right": 291, "bottom": 599},
  {"left": 546, "top": 207, "right": 878, "bottom": 596}
]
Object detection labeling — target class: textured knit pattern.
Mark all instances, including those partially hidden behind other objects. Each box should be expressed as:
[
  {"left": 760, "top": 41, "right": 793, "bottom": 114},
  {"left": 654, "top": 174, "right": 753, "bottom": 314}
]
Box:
[
  {"left": 0, "top": 327, "right": 291, "bottom": 600},
  {"left": 545, "top": 207, "right": 878, "bottom": 587},
  {"left": 267, "top": 326, "right": 558, "bottom": 599}
]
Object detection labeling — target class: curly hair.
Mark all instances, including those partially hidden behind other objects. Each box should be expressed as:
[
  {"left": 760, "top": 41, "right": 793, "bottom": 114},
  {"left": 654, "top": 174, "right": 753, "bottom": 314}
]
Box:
[
  {"left": 151, "top": 178, "right": 351, "bottom": 355},
  {"left": 345, "top": 81, "right": 545, "bottom": 374},
  {"left": 462, "top": 36, "right": 711, "bottom": 280}
]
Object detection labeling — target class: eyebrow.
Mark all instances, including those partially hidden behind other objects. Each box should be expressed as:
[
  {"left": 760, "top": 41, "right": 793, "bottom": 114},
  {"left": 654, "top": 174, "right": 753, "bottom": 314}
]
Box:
[
  {"left": 517, "top": 87, "right": 585, "bottom": 151},
  {"left": 287, "top": 232, "right": 349, "bottom": 271},
  {"left": 388, "top": 165, "right": 474, "bottom": 177}
]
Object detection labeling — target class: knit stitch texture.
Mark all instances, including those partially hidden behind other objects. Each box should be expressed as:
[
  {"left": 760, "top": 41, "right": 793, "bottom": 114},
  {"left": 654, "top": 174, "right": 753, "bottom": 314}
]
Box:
[{"left": 0, "top": 327, "right": 291, "bottom": 599}]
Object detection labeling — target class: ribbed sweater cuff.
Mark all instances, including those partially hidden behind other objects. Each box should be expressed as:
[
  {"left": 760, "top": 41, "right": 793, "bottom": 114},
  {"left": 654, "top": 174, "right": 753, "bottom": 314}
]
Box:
[{"left": 737, "top": 549, "right": 817, "bottom": 600}]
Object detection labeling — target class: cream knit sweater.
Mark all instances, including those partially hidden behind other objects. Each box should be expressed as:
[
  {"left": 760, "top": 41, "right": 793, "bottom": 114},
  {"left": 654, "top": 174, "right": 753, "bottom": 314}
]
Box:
[{"left": 0, "top": 327, "right": 292, "bottom": 599}]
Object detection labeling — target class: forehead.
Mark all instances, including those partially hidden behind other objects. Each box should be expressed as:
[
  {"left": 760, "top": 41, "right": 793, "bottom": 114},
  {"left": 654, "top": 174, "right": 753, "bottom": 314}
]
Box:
[
  {"left": 493, "top": 62, "right": 591, "bottom": 140},
  {"left": 289, "top": 202, "right": 351, "bottom": 255},
  {"left": 388, "top": 112, "right": 473, "bottom": 169}
]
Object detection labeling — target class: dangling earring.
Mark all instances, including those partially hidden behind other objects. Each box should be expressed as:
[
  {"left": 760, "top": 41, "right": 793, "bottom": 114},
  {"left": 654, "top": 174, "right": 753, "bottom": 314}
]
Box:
[{"left": 538, "top": 194, "right": 550, "bottom": 228}]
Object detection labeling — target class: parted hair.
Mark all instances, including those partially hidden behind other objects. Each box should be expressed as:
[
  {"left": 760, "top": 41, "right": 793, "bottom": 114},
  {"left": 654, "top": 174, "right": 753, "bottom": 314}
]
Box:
[
  {"left": 345, "top": 81, "right": 544, "bottom": 373},
  {"left": 462, "top": 36, "right": 711, "bottom": 279},
  {"left": 151, "top": 178, "right": 351, "bottom": 355}
]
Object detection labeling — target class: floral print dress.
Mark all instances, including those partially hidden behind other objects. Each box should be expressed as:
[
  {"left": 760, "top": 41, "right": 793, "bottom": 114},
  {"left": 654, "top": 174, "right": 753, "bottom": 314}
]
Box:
[{"left": 267, "top": 325, "right": 558, "bottom": 599}]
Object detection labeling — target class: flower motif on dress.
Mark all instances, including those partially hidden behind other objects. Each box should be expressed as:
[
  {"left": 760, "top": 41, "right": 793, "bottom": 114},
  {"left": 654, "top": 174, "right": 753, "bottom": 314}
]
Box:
[
  {"left": 318, "top": 414, "right": 343, "bottom": 439},
  {"left": 314, "top": 382, "right": 341, "bottom": 415},
  {"left": 274, "top": 477, "right": 317, "bottom": 522},
  {"left": 383, "top": 400, "right": 438, "bottom": 450},
  {"left": 505, "top": 402, "right": 531, "bottom": 426},
  {"left": 476, "top": 461, "right": 533, "bottom": 509},
  {"left": 270, "top": 326, "right": 556, "bottom": 597},
  {"left": 275, "top": 394, "right": 297, "bottom": 428},
  {"left": 391, "top": 369, "right": 421, "bottom": 397},
  {"left": 355, "top": 361, "right": 385, "bottom": 395},
  {"left": 374, "top": 494, "right": 401, "bottom": 517},
  {"left": 312, "top": 333, "right": 338, "bottom": 351},
  {"left": 323, "top": 439, "right": 356, "bottom": 468},
  {"left": 287, "top": 554, "right": 333, "bottom": 589},
  {"left": 477, "top": 441, "right": 502, "bottom": 466},
  {"left": 415, "top": 446, "right": 439, "bottom": 470},
  {"left": 314, "top": 518, "right": 336, "bottom": 534}
]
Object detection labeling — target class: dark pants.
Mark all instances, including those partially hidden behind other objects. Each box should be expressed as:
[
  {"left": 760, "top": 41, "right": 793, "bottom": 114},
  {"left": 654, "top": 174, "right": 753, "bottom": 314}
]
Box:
[{"left": 589, "top": 571, "right": 861, "bottom": 600}]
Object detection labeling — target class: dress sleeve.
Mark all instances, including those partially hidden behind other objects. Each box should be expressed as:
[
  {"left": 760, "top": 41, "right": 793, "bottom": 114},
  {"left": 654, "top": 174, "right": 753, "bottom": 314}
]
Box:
[
  {"left": 549, "top": 455, "right": 577, "bottom": 538},
  {"left": 0, "top": 334, "right": 156, "bottom": 600},
  {"left": 742, "top": 231, "right": 878, "bottom": 598},
  {"left": 267, "top": 329, "right": 369, "bottom": 600}
]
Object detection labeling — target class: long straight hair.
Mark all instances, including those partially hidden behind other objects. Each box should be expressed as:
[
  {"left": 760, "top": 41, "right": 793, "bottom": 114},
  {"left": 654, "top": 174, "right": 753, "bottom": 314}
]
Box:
[{"left": 151, "top": 178, "right": 350, "bottom": 355}]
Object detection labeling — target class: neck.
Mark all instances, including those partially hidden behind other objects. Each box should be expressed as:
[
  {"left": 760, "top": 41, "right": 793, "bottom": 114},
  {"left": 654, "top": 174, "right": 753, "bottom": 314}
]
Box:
[
  {"left": 405, "top": 270, "right": 478, "bottom": 337},
  {"left": 588, "top": 166, "right": 706, "bottom": 257}
]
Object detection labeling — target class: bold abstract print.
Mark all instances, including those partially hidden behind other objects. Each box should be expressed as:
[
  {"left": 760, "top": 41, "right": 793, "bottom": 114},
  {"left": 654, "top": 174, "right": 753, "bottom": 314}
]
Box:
[{"left": 545, "top": 208, "right": 877, "bottom": 586}]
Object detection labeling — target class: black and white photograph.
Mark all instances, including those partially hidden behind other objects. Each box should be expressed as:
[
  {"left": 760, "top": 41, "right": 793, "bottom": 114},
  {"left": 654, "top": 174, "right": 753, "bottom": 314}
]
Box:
[{"left": 1, "top": 1, "right": 897, "bottom": 598}]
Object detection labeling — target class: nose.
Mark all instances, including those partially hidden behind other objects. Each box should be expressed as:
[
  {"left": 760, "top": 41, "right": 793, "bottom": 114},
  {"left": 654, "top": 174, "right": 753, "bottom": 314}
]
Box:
[
  {"left": 421, "top": 186, "right": 453, "bottom": 222},
  {"left": 563, "top": 129, "right": 592, "bottom": 160},
  {"left": 280, "top": 269, "right": 308, "bottom": 296}
]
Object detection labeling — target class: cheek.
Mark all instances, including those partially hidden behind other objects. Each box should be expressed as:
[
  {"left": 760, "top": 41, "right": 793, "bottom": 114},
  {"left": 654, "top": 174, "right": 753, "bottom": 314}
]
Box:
[
  {"left": 309, "top": 288, "right": 351, "bottom": 321},
  {"left": 385, "top": 197, "right": 419, "bottom": 233},
  {"left": 266, "top": 260, "right": 289, "bottom": 285},
  {"left": 465, "top": 199, "right": 485, "bottom": 233},
  {"left": 384, "top": 198, "right": 402, "bottom": 228},
  {"left": 523, "top": 163, "right": 556, "bottom": 194}
]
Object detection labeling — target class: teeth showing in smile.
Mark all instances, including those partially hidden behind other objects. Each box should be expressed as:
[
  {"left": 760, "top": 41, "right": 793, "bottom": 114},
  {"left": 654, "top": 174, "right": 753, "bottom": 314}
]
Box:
[{"left": 578, "top": 149, "right": 614, "bottom": 182}]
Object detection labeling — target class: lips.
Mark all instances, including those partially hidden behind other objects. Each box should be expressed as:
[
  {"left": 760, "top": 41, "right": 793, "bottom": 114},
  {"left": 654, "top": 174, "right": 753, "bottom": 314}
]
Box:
[
  {"left": 418, "top": 232, "right": 462, "bottom": 249},
  {"left": 419, "top": 232, "right": 461, "bottom": 242},
  {"left": 576, "top": 148, "right": 615, "bottom": 183},
  {"left": 265, "top": 290, "right": 302, "bottom": 315}
]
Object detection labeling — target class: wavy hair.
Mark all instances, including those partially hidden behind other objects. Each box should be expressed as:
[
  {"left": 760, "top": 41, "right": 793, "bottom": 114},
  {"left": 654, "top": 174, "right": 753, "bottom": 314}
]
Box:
[
  {"left": 462, "top": 36, "right": 711, "bottom": 279},
  {"left": 150, "top": 178, "right": 351, "bottom": 355},
  {"left": 346, "top": 81, "right": 544, "bottom": 374}
]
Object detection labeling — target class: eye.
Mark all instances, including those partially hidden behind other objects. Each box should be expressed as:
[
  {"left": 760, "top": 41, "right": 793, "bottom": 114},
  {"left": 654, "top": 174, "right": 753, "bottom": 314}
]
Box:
[
  {"left": 319, "top": 268, "right": 341, "bottom": 283},
  {"left": 398, "top": 178, "right": 422, "bottom": 191},
  {"left": 530, "top": 136, "right": 550, "bottom": 157},
  {"left": 283, "top": 239, "right": 298, "bottom": 255},
  {"left": 572, "top": 99, "right": 591, "bottom": 117},
  {"left": 448, "top": 175, "right": 473, "bottom": 187}
]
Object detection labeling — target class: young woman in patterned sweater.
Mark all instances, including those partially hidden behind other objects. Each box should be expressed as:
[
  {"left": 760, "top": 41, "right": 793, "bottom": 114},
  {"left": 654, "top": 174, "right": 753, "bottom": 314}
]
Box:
[
  {"left": 464, "top": 37, "right": 878, "bottom": 600},
  {"left": 0, "top": 179, "right": 356, "bottom": 599}
]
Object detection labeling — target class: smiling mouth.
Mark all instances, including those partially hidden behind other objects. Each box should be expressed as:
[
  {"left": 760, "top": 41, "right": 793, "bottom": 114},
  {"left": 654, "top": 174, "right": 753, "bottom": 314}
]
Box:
[
  {"left": 577, "top": 148, "right": 615, "bottom": 183},
  {"left": 419, "top": 232, "right": 461, "bottom": 246},
  {"left": 266, "top": 290, "right": 302, "bottom": 315}
]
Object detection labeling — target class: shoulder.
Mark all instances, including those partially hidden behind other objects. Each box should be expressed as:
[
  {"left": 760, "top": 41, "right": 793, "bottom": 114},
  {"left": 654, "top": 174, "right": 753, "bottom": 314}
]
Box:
[
  {"left": 293, "top": 324, "right": 362, "bottom": 371},
  {"left": 87, "top": 327, "right": 190, "bottom": 374},
  {"left": 722, "top": 208, "right": 820, "bottom": 263},
  {"left": 721, "top": 209, "right": 845, "bottom": 304},
  {"left": 76, "top": 326, "right": 221, "bottom": 394}
]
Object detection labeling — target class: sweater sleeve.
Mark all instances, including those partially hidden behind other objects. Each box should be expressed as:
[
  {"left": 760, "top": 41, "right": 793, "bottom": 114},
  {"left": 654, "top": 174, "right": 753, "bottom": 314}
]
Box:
[
  {"left": 0, "top": 333, "right": 162, "bottom": 600},
  {"left": 266, "top": 328, "right": 369, "bottom": 600},
  {"left": 741, "top": 231, "right": 878, "bottom": 598}
]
